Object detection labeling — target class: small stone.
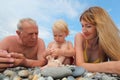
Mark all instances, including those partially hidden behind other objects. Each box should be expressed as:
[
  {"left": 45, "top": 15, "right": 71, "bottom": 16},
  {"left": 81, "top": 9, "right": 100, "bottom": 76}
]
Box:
[
  {"left": 83, "top": 72, "right": 96, "bottom": 78},
  {"left": 33, "top": 67, "right": 41, "bottom": 75},
  {"left": 38, "top": 76, "right": 45, "bottom": 80},
  {"left": 76, "top": 77, "right": 92, "bottom": 80},
  {"left": 71, "top": 66, "right": 86, "bottom": 77},
  {"left": 3, "top": 69, "right": 16, "bottom": 77},
  {"left": 28, "top": 75, "right": 34, "bottom": 80},
  {"left": 13, "top": 76, "right": 22, "bottom": 80},
  {"left": 3, "top": 77, "right": 10, "bottom": 80},
  {"left": 18, "top": 70, "right": 29, "bottom": 78},
  {"left": 67, "top": 76, "right": 75, "bottom": 80},
  {"left": 62, "top": 77, "right": 67, "bottom": 80},
  {"left": 102, "top": 75, "right": 117, "bottom": 80},
  {"left": 32, "top": 74, "right": 39, "bottom": 80},
  {"left": 46, "top": 76, "right": 54, "bottom": 80},
  {"left": 0, "top": 74, "right": 6, "bottom": 80}
]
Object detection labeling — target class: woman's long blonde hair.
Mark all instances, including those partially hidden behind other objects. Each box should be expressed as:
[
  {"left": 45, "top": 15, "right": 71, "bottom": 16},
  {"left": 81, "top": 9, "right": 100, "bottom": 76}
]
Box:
[{"left": 80, "top": 6, "right": 120, "bottom": 60}]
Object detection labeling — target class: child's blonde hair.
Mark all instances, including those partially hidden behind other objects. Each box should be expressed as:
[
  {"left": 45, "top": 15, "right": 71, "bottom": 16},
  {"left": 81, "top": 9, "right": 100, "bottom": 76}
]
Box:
[{"left": 53, "top": 19, "right": 69, "bottom": 36}]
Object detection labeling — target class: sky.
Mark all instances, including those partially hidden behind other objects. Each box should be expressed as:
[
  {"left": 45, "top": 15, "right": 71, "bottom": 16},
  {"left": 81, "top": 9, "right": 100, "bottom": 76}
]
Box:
[{"left": 0, "top": 0, "right": 120, "bottom": 46}]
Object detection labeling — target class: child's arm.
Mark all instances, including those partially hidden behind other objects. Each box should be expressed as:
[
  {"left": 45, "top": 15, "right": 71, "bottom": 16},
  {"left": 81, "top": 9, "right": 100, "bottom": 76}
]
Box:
[{"left": 59, "top": 41, "right": 75, "bottom": 57}]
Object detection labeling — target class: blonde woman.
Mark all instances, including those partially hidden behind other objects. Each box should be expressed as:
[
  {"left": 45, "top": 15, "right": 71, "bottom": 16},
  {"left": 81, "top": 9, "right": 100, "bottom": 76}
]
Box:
[
  {"left": 43, "top": 20, "right": 75, "bottom": 69},
  {"left": 75, "top": 6, "right": 120, "bottom": 74}
]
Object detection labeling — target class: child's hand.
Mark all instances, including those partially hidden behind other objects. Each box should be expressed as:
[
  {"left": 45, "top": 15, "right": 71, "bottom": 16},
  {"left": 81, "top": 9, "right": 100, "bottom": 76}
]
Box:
[
  {"left": 46, "top": 48, "right": 52, "bottom": 56},
  {"left": 50, "top": 48, "right": 60, "bottom": 58},
  {"left": 46, "top": 48, "right": 56, "bottom": 55}
]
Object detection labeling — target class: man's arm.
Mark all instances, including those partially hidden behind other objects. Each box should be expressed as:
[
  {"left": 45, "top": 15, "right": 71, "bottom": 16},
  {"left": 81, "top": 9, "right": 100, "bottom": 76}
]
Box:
[
  {"left": 23, "top": 39, "right": 47, "bottom": 67},
  {"left": 0, "top": 38, "right": 14, "bottom": 71},
  {"left": 0, "top": 50, "right": 14, "bottom": 72}
]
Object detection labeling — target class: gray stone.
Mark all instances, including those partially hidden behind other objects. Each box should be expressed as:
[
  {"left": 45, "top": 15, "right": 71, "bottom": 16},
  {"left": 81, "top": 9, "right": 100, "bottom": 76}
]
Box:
[
  {"left": 18, "top": 70, "right": 29, "bottom": 78},
  {"left": 67, "top": 76, "right": 75, "bottom": 80},
  {"left": 3, "top": 77, "right": 10, "bottom": 80},
  {"left": 0, "top": 73, "right": 6, "bottom": 80},
  {"left": 71, "top": 66, "right": 86, "bottom": 77},
  {"left": 46, "top": 76, "right": 54, "bottom": 80},
  {"left": 39, "top": 76, "right": 45, "bottom": 80},
  {"left": 41, "top": 66, "right": 72, "bottom": 79},
  {"left": 3, "top": 70, "right": 16, "bottom": 77},
  {"left": 33, "top": 67, "right": 41, "bottom": 75},
  {"left": 102, "top": 75, "right": 117, "bottom": 80}
]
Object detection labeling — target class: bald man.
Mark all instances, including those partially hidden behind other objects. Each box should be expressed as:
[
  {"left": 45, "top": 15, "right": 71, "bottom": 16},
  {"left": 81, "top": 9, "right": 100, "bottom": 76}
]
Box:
[{"left": 0, "top": 18, "right": 47, "bottom": 71}]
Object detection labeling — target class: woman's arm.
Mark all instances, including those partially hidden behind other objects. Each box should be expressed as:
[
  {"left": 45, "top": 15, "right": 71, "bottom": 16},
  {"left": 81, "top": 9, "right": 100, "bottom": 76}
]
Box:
[
  {"left": 80, "top": 61, "right": 120, "bottom": 75},
  {"left": 75, "top": 33, "right": 85, "bottom": 65},
  {"left": 75, "top": 33, "right": 120, "bottom": 75}
]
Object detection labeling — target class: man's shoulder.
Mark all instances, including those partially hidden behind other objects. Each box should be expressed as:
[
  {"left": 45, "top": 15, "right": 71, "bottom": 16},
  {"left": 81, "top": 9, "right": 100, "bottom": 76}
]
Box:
[
  {"left": 37, "top": 38, "right": 45, "bottom": 46},
  {"left": 2, "top": 35, "right": 18, "bottom": 41},
  {"left": 38, "top": 38, "right": 44, "bottom": 42},
  {"left": 3, "top": 35, "right": 18, "bottom": 41},
  {"left": 0, "top": 35, "right": 18, "bottom": 47}
]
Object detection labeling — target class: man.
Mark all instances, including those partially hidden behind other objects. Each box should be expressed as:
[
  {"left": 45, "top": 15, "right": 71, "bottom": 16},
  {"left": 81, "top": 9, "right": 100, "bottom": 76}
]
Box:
[{"left": 0, "top": 18, "right": 47, "bottom": 71}]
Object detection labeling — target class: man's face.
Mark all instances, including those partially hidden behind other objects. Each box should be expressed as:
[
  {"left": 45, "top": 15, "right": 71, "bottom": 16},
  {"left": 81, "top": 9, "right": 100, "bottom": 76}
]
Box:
[{"left": 19, "top": 22, "right": 38, "bottom": 47}]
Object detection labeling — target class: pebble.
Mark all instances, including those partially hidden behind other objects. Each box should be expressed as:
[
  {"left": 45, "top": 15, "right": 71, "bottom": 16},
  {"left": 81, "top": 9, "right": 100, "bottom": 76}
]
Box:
[
  {"left": 41, "top": 66, "right": 72, "bottom": 79},
  {"left": 13, "top": 76, "right": 22, "bottom": 80},
  {"left": 3, "top": 69, "right": 16, "bottom": 77},
  {"left": 0, "top": 66, "right": 119, "bottom": 80},
  {"left": 18, "top": 70, "right": 29, "bottom": 78},
  {"left": 71, "top": 66, "right": 86, "bottom": 77},
  {"left": 67, "top": 76, "right": 75, "bottom": 80}
]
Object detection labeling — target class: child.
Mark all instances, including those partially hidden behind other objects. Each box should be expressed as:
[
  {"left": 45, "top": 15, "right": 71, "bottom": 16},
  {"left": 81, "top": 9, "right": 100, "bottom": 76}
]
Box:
[{"left": 42, "top": 19, "right": 75, "bottom": 69}]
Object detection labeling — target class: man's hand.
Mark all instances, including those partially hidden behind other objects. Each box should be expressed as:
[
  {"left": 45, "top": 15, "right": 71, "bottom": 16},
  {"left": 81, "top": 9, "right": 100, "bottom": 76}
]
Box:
[
  {"left": 0, "top": 50, "right": 14, "bottom": 72},
  {"left": 10, "top": 52, "right": 26, "bottom": 67}
]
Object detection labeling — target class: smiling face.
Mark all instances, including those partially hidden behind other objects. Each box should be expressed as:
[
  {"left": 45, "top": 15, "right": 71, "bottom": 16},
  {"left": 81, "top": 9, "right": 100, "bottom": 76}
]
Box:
[
  {"left": 17, "top": 20, "right": 38, "bottom": 47},
  {"left": 81, "top": 20, "right": 97, "bottom": 40}
]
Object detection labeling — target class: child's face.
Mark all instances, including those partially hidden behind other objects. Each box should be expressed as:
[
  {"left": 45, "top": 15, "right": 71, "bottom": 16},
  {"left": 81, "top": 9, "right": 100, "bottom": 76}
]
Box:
[{"left": 53, "top": 30, "right": 66, "bottom": 43}]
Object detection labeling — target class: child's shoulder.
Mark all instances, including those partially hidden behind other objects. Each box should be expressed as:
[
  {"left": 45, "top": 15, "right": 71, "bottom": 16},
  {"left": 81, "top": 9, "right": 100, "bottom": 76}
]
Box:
[
  {"left": 66, "top": 41, "right": 72, "bottom": 44},
  {"left": 47, "top": 41, "right": 56, "bottom": 46},
  {"left": 48, "top": 41, "right": 56, "bottom": 44}
]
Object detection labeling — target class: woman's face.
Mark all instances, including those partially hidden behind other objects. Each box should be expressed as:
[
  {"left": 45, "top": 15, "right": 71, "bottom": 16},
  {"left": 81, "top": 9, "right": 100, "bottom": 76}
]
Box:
[{"left": 81, "top": 20, "right": 97, "bottom": 40}]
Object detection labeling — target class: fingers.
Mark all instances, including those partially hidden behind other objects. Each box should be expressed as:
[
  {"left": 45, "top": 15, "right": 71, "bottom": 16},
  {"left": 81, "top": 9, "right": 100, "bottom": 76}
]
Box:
[
  {"left": 0, "top": 57, "right": 14, "bottom": 69},
  {"left": 46, "top": 48, "right": 52, "bottom": 55},
  {"left": 9, "top": 53, "right": 26, "bottom": 66},
  {"left": 13, "top": 58, "right": 26, "bottom": 66},
  {"left": 0, "top": 63, "right": 14, "bottom": 68},
  {"left": 0, "top": 50, "right": 14, "bottom": 70},
  {"left": 0, "top": 50, "right": 8, "bottom": 54},
  {"left": 0, "top": 57, "right": 14, "bottom": 63},
  {"left": 10, "top": 53, "right": 25, "bottom": 59},
  {"left": 0, "top": 50, "right": 11, "bottom": 58},
  {"left": 0, "top": 54, "right": 11, "bottom": 58},
  {"left": 0, "top": 57, "right": 14, "bottom": 70}
]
